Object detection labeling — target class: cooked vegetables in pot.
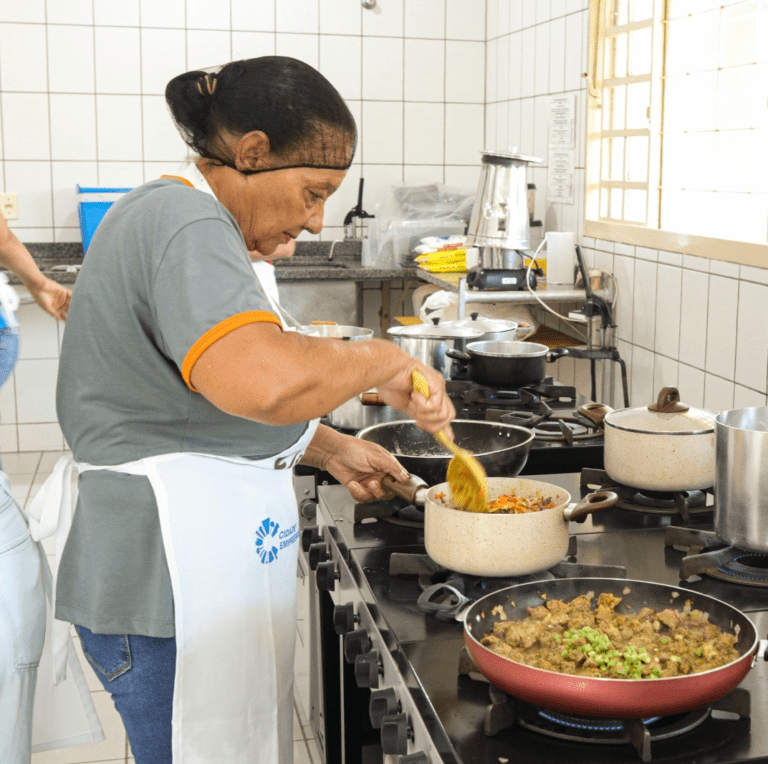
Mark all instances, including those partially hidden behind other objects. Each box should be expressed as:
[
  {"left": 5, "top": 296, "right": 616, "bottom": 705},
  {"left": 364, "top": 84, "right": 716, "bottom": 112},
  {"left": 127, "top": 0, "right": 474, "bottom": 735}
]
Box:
[
  {"left": 481, "top": 591, "right": 739, "bottom": 679},
  {"left": 433, "top": 489, "right": 558, "bottom": 514}
]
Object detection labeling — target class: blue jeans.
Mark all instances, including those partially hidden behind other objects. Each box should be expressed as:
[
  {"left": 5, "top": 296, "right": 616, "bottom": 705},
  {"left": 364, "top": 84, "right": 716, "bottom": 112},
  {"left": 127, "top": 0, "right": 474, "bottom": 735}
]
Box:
[{"left": 76, "top": 626, "right": 176, "bottom": 764}]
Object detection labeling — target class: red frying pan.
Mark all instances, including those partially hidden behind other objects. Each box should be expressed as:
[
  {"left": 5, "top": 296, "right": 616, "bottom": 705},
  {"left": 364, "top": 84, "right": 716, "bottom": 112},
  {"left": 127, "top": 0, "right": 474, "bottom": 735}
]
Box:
[{"left": 463, "top": 577, "right": 761, "bottom": 718}]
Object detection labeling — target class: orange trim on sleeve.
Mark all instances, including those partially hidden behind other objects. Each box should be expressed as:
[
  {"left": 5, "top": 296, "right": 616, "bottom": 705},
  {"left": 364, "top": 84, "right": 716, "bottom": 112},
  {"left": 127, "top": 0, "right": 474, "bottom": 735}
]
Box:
[
  {"left": 182, "top": 311, "right": 283, "bottom": 390},
  {"left": 160, "top": 174, "right": 195, "bottom": 188}
]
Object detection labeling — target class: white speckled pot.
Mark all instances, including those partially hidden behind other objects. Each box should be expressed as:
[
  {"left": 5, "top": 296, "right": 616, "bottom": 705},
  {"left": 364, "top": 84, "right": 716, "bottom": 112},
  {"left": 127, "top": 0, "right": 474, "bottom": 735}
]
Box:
[
  {"left": 423, "top": 477, "right": 618, "bottom": 577},
  {"left": 581, "top": 387, "right": 717, "bottom": 492}
]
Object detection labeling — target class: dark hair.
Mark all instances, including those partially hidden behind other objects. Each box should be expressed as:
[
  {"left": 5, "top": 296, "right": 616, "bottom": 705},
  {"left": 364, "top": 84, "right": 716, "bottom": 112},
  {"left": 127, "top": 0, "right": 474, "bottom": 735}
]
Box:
[{"left": 165, "top": 56, "right": 357, "bottom": 173}]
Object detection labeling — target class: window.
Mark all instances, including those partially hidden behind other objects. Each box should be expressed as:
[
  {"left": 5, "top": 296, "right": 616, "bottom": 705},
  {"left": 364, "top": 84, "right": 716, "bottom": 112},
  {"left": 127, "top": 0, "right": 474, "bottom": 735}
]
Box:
[{"left": 584, "top": 0, "right": 768, "bottom": 266}]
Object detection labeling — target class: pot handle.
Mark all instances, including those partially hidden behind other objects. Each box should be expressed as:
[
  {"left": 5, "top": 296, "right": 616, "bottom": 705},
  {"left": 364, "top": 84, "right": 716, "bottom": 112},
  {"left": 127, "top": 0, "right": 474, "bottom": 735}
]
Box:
[
  {"left": 361, "top": 392, "right": 386, "bottom": 406},
  {"left": 648, "top": 386, "right": 689, "bottom": 413},
  {"left": 381, "top": 474, "right": 429, "bottom": 506},
  {"left": 445, "top": 348, "right": 470, "bottom": 362},
  {"left": 578, "top": 402, "right": 613, "bottom": 427},
  {"left": 563, "top": 490, "right": 619, "bottom": 523},
  {"left": 547, "top": 347, "right": 572, "bottom": 362}
]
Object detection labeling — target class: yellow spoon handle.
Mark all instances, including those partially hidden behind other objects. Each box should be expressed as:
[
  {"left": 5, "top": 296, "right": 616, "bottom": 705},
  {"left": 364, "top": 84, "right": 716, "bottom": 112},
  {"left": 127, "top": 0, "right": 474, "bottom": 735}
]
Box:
[{"left": 411, "top": 370, "right": 459, "bottom": 453}]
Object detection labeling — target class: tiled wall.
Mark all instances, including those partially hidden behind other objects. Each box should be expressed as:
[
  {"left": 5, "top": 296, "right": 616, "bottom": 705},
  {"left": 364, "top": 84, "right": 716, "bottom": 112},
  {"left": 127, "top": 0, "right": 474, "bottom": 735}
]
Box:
[
  {"left": 489, "top": 0, "right": 768, "bottom": 414},
  {"left": 0, "top": 0, "right": 486, "bottom": 245}
]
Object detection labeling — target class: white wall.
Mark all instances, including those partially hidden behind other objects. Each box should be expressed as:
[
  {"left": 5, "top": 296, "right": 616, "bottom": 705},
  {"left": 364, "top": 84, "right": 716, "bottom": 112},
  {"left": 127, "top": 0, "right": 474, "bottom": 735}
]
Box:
[
  {"left": 489, "top": 0, "right": 768, "bottom": 414},
  {"left": 0, "top": 0, "right": 487, "bottom": 244}
]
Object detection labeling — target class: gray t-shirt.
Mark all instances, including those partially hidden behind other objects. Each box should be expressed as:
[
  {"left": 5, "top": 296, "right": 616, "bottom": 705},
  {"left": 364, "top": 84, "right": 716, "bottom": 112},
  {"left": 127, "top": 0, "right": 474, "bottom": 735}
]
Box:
[{"left": 55, "top": 178, "right": 307, "bottom": 636}]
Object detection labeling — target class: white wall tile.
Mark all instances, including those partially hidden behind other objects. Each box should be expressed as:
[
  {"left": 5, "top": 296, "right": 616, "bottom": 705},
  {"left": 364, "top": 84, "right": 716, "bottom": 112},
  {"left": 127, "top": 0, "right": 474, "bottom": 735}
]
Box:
[
  {"left": 141, "top": 28, "right": 187, "bottom": 96},
  {"left": 362, "top": 0, "right": 404, "bottom": 38},
  {"left": 677, "top": 364, "right": 705, "bottom": 409},
  {"left": 654, "top": 264, "right": 681, "bottom": 360},
  {"left": 612, "top": 254, "right": 635, "bottom": 343},
  {"left": 404, "top": 103, "right": 444, "bottom": 165},
  {"left": 187, "top": 30, "right": 233, "bottom": 71},
  {"left": 548, "top": 16, "right": 566, "bottom": 93},
  {"left": 275, "top": 33, "right": 320, "bottom": 69},
  {"left": 187, "top": 0, "right": 230, "bottom": 30},
  {"left": 735, "top": 281, "right": 768, "bottom": 393},
  {"left": 405, "top": 0, "right": 444, "bottom": 39},
  {"left": 517, "top": 97, "right": 534, "bottom": 155},
  {"left": 652, "top": 353, "right": 679, "bottom": 395},
  {"left": 631, "top": 259, "right": 658, "bottom": 351},
  {"left": 0, "top": 0, "right": 45, "bottom": 23},
  {"left": 49, "top": 95, "right": 97, "bottom": 161},
  {"left": 678, "top": 269, "right": 709, "bottom": 369},
  {"left": 734, "top": 385, "right": 767, "bottom": 409},
  {"left": 564, "top": 10, "right": 585, "bottom": 92},
  {"left": 94, "top": 0, "right": 140, "bottom": 26},
  {"left": 47, "top": 0, "right": 92, "bottom": 24},
  {"left": 705, "top": 275, "right": 738, "bottom": 378},
  {"left": 496, "top": 34, "right": 510, "bottom": 102},
  {"left": 740, "top": 264, "right": 768, "bottom": 286},
  {"left": 704, "top": 374, "right": 734, "bottom": 413},
  {"left": 445, "top": 104, "right": 484, "bottom": 164},
  {"left": 16, "top": 303, "right": 59, "bottom": 360},
  {"left": 361, "top": 101, "right": 403, "bottom": 164},
  {"left": 536, "top": 0, "right": 553, "bottom": 24},
  {"left": 658, "top": 249, "right": 683, "bottom": 267},
  {"left": 533, "top": 96, "right": 548, "bottom": 163},
  {"left": 683, "top": 254, "right": 709, "bottom": 272},
  {"left": 358, "top": 163, "right": 404, "bottom": 213},
  {"left": 0, "top": 424, "right": 19, "bottom": 454},
  {"left": 47, "top": 25, "right": 95, "bottom": 94},
  {"left": 446, "top": 0, "right": 485, "bottom": 40},
  {"left": 404, "top": 39, "right": 443, "bottom": 102},
  {"left": 486, "top": 0, "right": 499, "bottom": 39},
  {"left": 15, "top": 359, "right": 58, "bottom": 423},
  {"left": 139, "top": 0, "right": 185, "bottom": 28},
  {"left": 97, "top": 161, "right": 145, "bottom": 188},
  {"left": 319, "top": 36, "right": 362, "bottom": 101},
  {"left": 5, "top": 161, "right": 54, "bottom": 228},
  {"left": 276, "top": 0, "right": 319, "bottom": 34},
  {"left": 1, "top": 94, "right": 50, "bottom": 161},
  {"left": 534, "top": 24, "right": 550, "bottom": 95},
  {"left": 53, "top": 159, "right": 98, "bottom": 230},
  {"left": 232, "top": 0, "right": 275, "bottom": 31},
  {"left": 444, "top": 164, "right": 480, "bottom": 189},
  {"left": 96, "top": 28, "right": 142, "bottom": 94},
  {"left": 486, "top": 38, "right": 498, "bottom": 103},
  {"left": 362, "top": 36, "right": 404, "bottom": 101},
  {"left": 520, "top": 28, "right": 535, "bottom": 98},
  {"left": 143, "top": 95, "right": 189, "bottom": 162},
  {"left": 522, "top": 0, "right": 536, "bottom": 28},
  {"left": 97, "top": 95, "right": 143, "bottom": 162},
  {"left": 0, "top": 370, "right": 16, "bottom": 424},
  {"left": 0, "top": 23, "right": 48, "bottom": 92},
  {"left": 232, "top": 31, "right": 276, "bottom": 61},
  {"left": 403, "top": 164, "right": 444, "bottom": 185},
  {"left": 7, "top": 228, "right": 54, "bottom": 243},
  {"left": 629, "top": 345, "right": 655, "bottom": 407},
  {"left": 320, "top": 0, "right": 362, "bottom": 36},
  {"left": 445, "top": 41, "right": 485, "bottom": 103}
]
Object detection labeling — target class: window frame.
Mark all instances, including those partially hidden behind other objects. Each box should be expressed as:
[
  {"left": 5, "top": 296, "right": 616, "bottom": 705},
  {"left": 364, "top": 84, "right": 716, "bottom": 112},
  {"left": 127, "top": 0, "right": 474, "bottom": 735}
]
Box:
[{"left": 583, "top": 0, "right": 768, "bottom": 267}]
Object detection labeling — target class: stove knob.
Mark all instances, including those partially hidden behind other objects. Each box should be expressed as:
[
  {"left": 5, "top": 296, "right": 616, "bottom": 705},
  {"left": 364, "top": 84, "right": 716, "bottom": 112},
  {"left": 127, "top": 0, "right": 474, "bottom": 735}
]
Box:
[
  {"left": 399, "top": 754, "right": 428, "bottom": 764},
  {"left": 299, "top": 498, "right": 317, "bottom": 520},
  {"left": 344, "top": 627, "right": 371, "bottom": 664},
  {"left": 315, "top": 561, "right": 339, "bottom": 592},
  {"left": 380, "top": 712, "right": 410, "bottom": 756},
  {"left": 369, "top": 688, "right": 399, "bottom": 728},
  {"left": 301, "top": 525, "right": 321, "bottom": 552},
  {"left": 354, "top": 649, "right": 381, "bottom": 689},
  {"left": 333, "top": 603, "right": 358, "bottom": 635},
  {"left": 308, "top": 542, "right": 329, "bottom": 571}
]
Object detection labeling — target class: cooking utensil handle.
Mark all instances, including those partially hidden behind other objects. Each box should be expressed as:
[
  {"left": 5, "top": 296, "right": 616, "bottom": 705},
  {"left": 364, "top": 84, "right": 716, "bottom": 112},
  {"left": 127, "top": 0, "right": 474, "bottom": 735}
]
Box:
[
  {"left": 411, "top": 371, "right": 460, "bottom": 456},
  {"left": 361, "top": 392, "right": 385, "bottom": 406},
  {"left": 564, "top": 490, "right": 619, "bottom": 523},
  {"left": 445, "top": 349, "right": 470, "bottom": 362},
  {"left": 381, "top": 474, "right": 428, "bottom": 506},
  {"left": 578, "top": 402, "right": 612, "bottom": 427}
]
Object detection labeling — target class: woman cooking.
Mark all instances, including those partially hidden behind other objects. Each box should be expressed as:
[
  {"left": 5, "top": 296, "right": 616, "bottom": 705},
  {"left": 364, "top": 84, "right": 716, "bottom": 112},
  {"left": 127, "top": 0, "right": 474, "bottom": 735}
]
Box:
[{"left": 30, "top": 56, "right": 454, "bottom": 764}]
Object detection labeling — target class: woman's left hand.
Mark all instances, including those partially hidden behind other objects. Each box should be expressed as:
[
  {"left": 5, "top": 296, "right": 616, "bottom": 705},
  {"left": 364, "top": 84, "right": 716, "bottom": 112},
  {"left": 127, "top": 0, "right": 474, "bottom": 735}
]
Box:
[{"left": 323, "top": 433, "right": 410, "bottom": 503}]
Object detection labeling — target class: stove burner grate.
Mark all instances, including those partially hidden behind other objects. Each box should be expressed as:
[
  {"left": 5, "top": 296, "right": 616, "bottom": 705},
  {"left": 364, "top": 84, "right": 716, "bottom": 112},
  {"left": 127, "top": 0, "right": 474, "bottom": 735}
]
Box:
[{"left": 581, "top": 468, "right": 712, "bottom": 519}]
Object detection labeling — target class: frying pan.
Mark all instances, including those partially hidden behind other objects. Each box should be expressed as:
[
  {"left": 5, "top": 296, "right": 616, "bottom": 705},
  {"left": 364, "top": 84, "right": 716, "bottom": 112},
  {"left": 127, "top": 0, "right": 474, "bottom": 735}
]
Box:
[
  {"left": 356, "top": 419, "right": 534, "bottom": 487},
  {"left": 463, "top": 577, "right": 761, "bottom": 718}
]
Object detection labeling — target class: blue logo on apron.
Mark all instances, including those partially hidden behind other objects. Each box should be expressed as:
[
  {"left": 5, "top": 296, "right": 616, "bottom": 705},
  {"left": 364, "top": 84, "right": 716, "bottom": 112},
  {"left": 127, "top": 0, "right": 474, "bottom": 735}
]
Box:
[{"left": 255, "top": 518, "right": 279, "bottom": 563}]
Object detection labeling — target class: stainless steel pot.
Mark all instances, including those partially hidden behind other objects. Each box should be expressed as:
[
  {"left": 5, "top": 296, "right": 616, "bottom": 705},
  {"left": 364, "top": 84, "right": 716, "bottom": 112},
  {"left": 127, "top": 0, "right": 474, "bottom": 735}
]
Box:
[
  {"left": 387, "top": 323, "right": 484, "bottom": 379},
  {"left": 447, "top": 340, "right": 550, "bottom": 387},
  {"left": 300, "top": 325, "right": 374, "bottom": 340},
  {"left": 580, "top": 387, "right": 717, "bottom": 491},
  {"left": 326, "top": 392, "right": 408, "bottom": 432},
  {"left": 715, "top": 407, "right": 768, "bottom": 552},
  {"left": 440, "top": 312, "right": 519, "bottom": 343}
]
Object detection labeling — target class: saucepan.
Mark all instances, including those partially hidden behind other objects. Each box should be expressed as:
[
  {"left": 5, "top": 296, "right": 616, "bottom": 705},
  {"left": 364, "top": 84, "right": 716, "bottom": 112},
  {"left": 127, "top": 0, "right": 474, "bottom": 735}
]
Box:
[
  {"left": 357, "top": 419, "right": 534, "bottom": 486},
  {"left": 382, "top": 476, "right": 618, "bottom": 577},
  {"left": 463, "top": 577, "right": 761, "bottom": 718},
  {"left": 446, "top": 341, "right": 551, "bottom": 387}
]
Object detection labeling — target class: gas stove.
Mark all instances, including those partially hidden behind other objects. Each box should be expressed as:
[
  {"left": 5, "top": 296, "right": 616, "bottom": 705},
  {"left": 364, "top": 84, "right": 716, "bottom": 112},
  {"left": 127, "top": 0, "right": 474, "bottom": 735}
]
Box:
[{"left": 297, "top": 469, "right": 768, "bottom": 764}]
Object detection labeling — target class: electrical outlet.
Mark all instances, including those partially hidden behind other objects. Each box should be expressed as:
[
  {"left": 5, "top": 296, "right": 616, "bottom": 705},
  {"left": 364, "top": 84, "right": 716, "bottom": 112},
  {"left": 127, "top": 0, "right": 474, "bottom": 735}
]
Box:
[{"left": 0, "top": 193, "right": 18, "bottom": 220}]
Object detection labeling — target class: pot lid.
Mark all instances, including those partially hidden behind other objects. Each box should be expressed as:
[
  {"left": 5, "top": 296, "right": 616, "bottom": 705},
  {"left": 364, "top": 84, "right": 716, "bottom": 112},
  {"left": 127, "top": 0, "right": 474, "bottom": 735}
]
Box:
[
  {"left": 606, "top": 387, "right": 716, "bottom": 434},
  {"left": 442, "top": 313, "right": 519, "bottom": 334},
  {"left": 387, "top": 323, "right": 484, "bottom": 340}
]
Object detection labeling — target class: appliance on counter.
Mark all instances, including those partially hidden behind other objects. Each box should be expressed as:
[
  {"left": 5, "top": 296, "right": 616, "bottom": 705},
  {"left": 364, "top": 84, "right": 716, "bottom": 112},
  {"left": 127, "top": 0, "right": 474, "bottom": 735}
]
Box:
[
  {"left": 464, "top": 149, "right": 544, "bottom": 291},
  {"left": 296, "top": 465, "right": 768, "bottom": 764}
]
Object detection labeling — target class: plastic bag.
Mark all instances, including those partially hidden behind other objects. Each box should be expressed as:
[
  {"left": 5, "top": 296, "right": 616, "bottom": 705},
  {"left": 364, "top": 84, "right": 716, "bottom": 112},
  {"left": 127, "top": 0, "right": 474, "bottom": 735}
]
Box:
[{"left": 362, "top": 183, "right": 475, "bottom": 269}]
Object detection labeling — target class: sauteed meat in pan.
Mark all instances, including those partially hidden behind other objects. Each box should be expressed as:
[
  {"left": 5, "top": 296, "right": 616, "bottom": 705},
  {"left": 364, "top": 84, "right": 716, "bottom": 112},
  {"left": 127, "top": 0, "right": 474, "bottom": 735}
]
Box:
[{"left": 481, "top": 591, "right": 739, "bottom": 679}]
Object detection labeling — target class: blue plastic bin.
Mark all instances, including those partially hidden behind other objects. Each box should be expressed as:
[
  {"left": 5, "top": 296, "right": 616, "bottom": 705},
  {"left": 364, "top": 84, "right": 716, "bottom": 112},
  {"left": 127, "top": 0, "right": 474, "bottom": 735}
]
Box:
[{"left": 77, "top": 185, "right": 133, "bottom": 252}]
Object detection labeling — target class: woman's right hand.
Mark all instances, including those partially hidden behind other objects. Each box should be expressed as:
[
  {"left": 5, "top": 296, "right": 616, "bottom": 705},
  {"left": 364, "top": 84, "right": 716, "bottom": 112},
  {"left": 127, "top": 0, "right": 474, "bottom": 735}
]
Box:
[{"left": 377, "top": 362, "right": 455, "bottom": 437}]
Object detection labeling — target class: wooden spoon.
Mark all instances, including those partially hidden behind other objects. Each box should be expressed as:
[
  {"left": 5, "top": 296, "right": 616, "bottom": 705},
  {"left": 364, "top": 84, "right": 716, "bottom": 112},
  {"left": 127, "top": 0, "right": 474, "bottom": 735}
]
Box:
[{"left": 411, "top": 370, "right": 488, "bottom": 513}]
